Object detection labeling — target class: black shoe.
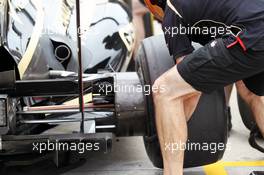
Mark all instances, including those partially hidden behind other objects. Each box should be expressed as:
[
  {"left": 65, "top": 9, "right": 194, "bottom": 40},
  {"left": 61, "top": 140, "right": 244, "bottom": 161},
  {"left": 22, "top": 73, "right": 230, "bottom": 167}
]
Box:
[{"left": 249, "top": 124, "right": 264, "bottom": 153}]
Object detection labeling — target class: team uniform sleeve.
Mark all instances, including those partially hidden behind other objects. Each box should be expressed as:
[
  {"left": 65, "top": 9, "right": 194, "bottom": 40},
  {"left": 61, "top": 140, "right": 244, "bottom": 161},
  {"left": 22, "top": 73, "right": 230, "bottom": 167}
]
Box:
[{"left": 162, "top": 7, "right": 194, "bottom": 60}]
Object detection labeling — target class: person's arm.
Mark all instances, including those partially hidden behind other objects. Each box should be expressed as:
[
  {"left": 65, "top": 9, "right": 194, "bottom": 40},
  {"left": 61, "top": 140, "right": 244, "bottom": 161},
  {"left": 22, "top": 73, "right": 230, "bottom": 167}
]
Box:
[
  {"left": 163, "top": 25, "right": 194, "bottom": 61},
  {"left": 162, "top": 6, "right": 194, "bottom": 61}
]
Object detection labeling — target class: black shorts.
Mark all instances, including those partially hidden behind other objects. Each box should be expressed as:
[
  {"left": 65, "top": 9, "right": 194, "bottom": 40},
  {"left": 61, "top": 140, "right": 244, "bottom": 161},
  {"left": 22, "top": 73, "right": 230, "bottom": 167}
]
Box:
[{"left": 177, "top": 38, "right": 264, "bottom": 95}]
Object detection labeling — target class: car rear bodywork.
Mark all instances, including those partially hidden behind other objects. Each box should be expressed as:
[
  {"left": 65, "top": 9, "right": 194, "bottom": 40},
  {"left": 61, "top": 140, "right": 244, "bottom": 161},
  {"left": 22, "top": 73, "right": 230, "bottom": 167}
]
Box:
[{"left": 0, "top": 0, "right": 137, "bottom": 161}]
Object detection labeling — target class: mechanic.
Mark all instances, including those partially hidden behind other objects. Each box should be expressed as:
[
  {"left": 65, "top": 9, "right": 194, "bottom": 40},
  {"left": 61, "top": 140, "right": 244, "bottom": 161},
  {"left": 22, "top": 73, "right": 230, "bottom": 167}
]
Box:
[{"left": 144, "top": 0, "right": 264, "bottom": 175}]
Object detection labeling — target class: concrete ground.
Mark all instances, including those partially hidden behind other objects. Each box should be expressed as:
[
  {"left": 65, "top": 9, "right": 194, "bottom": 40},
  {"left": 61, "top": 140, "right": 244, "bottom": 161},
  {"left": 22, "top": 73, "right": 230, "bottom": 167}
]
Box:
[{"left": 1, "top": 88, "right": 263, "bottom": 175}]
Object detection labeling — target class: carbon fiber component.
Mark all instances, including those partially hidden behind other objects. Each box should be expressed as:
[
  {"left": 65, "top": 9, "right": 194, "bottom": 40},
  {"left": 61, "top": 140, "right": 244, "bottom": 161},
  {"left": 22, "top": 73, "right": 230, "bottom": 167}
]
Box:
[{"left": 114, "top": 72, "right": 146, "bottom": 136}]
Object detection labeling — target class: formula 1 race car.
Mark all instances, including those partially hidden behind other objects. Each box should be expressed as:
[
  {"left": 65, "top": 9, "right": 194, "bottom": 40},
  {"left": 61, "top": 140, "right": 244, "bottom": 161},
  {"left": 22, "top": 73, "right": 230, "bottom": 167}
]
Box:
[{"left": 0, "top": 0, "right": 228, "bottom": 169}]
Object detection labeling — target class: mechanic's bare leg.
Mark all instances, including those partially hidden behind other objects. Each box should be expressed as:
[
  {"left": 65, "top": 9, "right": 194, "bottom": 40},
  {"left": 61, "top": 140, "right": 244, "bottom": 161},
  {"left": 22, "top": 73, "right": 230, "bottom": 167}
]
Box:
[
  {"left": 153, "top": 66, "right": 201, "bottom": 175},
  {"left": 225, "top": 85, "right": 234, "bottom": 105},
  {"left": 236, "top": 81, "right": 264, "bottom": 137}
]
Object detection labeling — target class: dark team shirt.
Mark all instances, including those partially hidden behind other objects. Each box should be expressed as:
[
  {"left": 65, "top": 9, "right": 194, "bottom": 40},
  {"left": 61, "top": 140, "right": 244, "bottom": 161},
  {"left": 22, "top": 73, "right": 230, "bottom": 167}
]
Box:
[{"left": 162, "top": 0, "right": 264, "bottom": 59}]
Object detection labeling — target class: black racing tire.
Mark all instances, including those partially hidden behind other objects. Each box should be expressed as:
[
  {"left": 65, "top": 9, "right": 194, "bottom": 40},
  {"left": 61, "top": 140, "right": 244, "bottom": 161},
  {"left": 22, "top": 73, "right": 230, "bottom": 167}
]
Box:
[
  {"left": 135, "top": 35, "right": 174, "bottom": 169},
  {"left": 135, "top": 35, "right": 228, "bottom": 169},
  {"left": 237, "top": 94, "right": 256, "bottom": 130}
]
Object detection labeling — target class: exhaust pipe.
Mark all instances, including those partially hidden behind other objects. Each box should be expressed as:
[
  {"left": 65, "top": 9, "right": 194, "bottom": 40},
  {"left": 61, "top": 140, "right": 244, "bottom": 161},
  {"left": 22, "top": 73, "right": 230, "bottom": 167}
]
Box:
[{"left": 54, "top": 44, "right": 71, "bottom": 62}]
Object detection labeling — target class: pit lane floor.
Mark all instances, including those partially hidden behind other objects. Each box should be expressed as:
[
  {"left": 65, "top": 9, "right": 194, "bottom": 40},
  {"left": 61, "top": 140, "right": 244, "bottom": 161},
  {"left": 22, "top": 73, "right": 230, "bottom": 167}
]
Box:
[{"left": 1, "top": 83, "right": 263, "bottom": 175}]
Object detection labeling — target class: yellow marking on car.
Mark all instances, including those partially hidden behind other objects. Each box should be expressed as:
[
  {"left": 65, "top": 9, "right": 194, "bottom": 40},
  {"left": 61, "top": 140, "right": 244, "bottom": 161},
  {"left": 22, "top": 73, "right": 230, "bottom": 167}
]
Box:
[
  {"left": 119, "top": 22, "right": 136, "bottom": 52},
  {"left": 204, "top": 161, "right": 264, "bottom": 175},
  {"left": 17, "top": 0, "right": 44, "bottom": 79},
  {"left": 119, "top": 22, "right": 136, "bottom": 72},
  {"left": 63, "top": 93, "right": 92, "bottom": 105}
]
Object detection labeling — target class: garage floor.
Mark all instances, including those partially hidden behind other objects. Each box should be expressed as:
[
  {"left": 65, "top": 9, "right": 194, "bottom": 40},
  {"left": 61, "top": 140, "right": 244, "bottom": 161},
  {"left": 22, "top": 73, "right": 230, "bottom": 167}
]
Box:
[{"left": 1, "top": 83, "right": 263, "bottom": 175}]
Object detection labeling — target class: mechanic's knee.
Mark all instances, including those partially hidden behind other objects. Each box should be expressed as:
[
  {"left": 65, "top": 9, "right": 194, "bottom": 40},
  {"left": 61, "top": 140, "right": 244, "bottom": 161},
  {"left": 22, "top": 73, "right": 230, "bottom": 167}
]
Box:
[
  {"left": 152, "top": 75, "right": 184, "bottom": 102},
  {"left": 237, "top": 83, "right": 252, "bottom": 99},
  {"left": 236, "top": 81, "right": 263, "bottom": 106},
  {"left": 250, "top": 95, "right": 264, "bottom": 107},
  {"left": 152, "top": 76, "right": 171, "bottom": 99},
  {"left": 152, "top": 66, "right": 194, "bottom": 101}
]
